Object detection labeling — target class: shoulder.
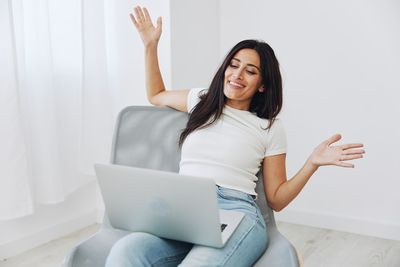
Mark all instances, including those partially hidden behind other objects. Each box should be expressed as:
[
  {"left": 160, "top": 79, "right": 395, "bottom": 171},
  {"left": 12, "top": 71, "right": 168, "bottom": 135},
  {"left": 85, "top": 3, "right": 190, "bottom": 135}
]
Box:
[
  {"left": 263, "top": 117, "right": 287, "bottom": 156},
  {"left": 268, "top": 117, "right": 285, "bottom": 132},
  {"left": 253, "top": 116, "right": 284, "bottom": 133},
  {"left": 264, "top": 117, "right": 286, "bottom": 140}
]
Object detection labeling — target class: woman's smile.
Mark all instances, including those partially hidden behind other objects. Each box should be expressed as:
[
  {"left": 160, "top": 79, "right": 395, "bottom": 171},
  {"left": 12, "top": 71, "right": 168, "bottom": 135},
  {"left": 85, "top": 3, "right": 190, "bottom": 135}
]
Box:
[{"left": 227, "top": 80, "right": 245, "bottom": 89}]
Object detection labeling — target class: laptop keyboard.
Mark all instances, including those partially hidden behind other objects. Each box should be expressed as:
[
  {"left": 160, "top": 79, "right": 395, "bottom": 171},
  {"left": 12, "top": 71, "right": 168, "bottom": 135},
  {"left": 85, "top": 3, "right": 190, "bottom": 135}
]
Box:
[{"left": 220, "top": 223, "right": 227, "bottom": 232}]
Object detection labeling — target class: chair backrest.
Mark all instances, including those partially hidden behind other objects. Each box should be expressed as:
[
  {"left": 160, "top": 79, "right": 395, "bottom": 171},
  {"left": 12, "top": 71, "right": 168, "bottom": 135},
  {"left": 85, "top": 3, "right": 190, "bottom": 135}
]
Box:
[{"left": 108, "top": 106, "right": 276, "bottom": 228}]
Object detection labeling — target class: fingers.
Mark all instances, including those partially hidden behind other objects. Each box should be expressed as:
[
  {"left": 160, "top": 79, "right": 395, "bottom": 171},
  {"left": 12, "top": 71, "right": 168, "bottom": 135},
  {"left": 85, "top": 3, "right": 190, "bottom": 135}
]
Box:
[
  {"left": 340, "top": 154, "right": 364, "bottom": 161},
  {"left": 130, "top": 6, "right": 153, "bottom": 27},
  {"left": 342, "top": 148, "right": 365, "bottom": 155},
  {"left": 129, "top": 13, "right": 138, "bottom": 27},
  {"left": 325, "top": 133, "right": 342, "bottom": 146},
  {"left": 336, "top": 148, "right": 365, "bottom": 168},
  {"left": 335, "top": 161, "right": 355, "bottom": 168},
  {"left": 321, "top": 134, "right": 365, "bottom": 168},
  {"left": 341, "top": 143, "right": 364, "bottom": 150},
  {"left": 325, "top": 134, "right": 365, "bottom": 153},
  {"left": 134, "top": 6, "right": 145, "bottom": 22},
  {"left": 156, "top": 16, "right": 162, "bottom": 29},
  {"left": 143, "top": 7, "right": 151, "bottom": 21}
]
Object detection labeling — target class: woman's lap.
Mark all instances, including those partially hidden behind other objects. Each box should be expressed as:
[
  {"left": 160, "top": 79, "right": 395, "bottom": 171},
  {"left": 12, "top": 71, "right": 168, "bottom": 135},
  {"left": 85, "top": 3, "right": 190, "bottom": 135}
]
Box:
[
  {"left": 105, "top": 186, "right": 268, "bottom": 267},
  {"left": 105, "top": 232, "right": 192, "bottom": 267}
]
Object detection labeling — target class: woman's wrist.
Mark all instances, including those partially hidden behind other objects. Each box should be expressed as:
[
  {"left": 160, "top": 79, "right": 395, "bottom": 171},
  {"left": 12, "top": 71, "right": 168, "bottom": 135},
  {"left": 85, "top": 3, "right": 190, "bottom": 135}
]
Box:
[
  {"left": 144, "top": 41, "right": 158, "bottom": 50},
  {"left": 305, "top": 157, "right": 319, "bottom": 173}
]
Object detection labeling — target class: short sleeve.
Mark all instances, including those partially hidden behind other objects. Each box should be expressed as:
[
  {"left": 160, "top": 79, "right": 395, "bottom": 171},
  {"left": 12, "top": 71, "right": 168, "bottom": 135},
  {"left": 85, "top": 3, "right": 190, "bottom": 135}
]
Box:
[
  {"left": 187, "top": 88, "right": 207, "bottom": 113},
  {"left": 264, "top": 118, "right": 287, "bottom": 157}
]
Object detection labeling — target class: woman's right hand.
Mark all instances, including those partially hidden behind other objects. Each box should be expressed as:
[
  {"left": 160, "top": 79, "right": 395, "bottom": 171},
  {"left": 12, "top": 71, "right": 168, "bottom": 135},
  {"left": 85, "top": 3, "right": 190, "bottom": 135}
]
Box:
[{"left": 129, "top": 6, "right": 162, "bottom": 47}]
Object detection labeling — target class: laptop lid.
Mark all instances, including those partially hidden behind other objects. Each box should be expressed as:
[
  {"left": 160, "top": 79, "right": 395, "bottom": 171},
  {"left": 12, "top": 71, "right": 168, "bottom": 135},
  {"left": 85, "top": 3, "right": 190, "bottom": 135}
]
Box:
[{"left": 94, "top": 163, "right": 242, "bottom": 247}]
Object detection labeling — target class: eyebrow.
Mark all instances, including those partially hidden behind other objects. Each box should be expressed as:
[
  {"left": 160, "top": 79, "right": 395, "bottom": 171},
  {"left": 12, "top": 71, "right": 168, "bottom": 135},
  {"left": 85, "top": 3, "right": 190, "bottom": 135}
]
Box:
[{"left": 232, "top": 58, "right": 260, "bottom": 71}]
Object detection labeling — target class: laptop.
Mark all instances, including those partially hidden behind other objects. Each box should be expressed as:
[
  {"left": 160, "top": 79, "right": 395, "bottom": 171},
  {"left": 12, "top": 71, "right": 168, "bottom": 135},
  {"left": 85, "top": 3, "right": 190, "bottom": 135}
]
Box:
[{"left": 94, "top": 163, "right": 244, "bottom": 248}]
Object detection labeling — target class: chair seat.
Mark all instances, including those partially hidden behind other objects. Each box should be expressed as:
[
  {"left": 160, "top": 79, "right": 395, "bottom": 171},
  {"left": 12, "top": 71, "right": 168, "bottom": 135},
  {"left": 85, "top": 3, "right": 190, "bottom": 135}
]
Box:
[
  {"left": 63, "top": 225, "right": 299, "bottom": 267},
  {"left": 63, "top": 227, "right": 298, "bottom": 267}
]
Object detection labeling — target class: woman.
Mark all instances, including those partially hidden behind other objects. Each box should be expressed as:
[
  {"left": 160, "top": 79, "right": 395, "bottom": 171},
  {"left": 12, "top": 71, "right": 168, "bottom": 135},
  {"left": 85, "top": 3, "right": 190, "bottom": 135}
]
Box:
[{"left": 105, "top": 6, "right": 365, "bottom": 267}]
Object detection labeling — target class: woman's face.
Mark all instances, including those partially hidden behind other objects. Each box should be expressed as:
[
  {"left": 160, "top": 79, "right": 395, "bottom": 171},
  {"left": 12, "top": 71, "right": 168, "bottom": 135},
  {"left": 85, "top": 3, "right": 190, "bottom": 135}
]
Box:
[{"left": 223, "top": 48, "right": 263, "bottom": 110}]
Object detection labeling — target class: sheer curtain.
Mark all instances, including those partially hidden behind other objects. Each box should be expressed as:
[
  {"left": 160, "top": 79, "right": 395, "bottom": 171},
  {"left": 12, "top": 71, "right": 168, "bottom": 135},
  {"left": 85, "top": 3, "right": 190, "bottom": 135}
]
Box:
[{"left": 0, "top": 0, "right": 116, "bottom": 220}]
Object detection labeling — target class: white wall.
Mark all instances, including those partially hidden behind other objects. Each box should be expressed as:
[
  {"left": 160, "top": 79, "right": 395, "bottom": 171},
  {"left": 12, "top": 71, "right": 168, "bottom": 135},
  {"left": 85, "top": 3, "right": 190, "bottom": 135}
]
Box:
[
  {"left": 104, "top": 0, "right": 172, "bottom": 110},
  {"left": 170, "top": 0, "right": 220, "bottom": 89},
  {"left": 218, "top": 0, "right": 400, "bottom": 240}
]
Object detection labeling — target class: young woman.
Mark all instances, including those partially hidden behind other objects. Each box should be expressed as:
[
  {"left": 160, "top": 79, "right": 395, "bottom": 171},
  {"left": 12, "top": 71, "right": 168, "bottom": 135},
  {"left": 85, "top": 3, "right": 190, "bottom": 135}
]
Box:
[{"left": 104, "top": 6, "right": 365, "bottom": 267}]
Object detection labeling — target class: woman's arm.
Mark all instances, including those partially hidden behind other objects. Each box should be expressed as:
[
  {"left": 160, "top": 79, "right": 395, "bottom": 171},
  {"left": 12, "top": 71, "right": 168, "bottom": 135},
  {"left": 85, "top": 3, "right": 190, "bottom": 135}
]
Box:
[
  {"left": 130, "top": 6, "right": 189, "bottom": 112},
  {"left": 263, "top": 134, "right": 365, "bottom": 211}
]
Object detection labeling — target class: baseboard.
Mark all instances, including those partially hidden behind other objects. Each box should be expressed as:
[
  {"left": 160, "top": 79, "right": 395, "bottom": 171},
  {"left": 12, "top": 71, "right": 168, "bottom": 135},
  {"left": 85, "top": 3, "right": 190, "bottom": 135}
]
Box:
[
  {"left": 275, "top": 208, "right": 400, "bottom": 241},
  {"left": 0, "top": 209, "right": 97, "bottom": 259}
]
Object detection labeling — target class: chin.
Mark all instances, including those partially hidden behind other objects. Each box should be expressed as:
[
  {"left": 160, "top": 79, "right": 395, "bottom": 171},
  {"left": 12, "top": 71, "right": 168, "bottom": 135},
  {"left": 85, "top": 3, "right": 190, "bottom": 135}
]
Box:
[{"left": 223, "top": 89, "right": 234, "bottom": 100}]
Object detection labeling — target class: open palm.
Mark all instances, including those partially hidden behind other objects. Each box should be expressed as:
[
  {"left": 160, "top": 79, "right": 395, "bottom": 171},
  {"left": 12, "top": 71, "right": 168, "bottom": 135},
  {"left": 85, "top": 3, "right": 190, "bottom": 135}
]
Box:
[
  {"left": 309, "top": 134, "right": 365, "bottom": 168},
  {"left": 129, "top": 6, "right": 162, "bottom": 46}
]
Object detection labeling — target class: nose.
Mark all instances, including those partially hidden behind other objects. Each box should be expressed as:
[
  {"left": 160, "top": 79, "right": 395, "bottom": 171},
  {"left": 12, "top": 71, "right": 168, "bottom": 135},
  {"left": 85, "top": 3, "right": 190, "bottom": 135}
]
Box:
[{"left": 232, "top": 68, "right": 244, "bottom": 80}]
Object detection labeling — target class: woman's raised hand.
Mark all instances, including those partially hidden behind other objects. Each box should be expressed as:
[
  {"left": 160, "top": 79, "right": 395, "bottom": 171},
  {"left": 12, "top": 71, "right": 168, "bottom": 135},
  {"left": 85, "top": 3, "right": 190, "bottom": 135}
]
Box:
[
  {"left": 308, "top": 134, "right": 365, "bottom": 168},
  {"left": 129, "top": 6, "right": 162, "bottom": 47}
]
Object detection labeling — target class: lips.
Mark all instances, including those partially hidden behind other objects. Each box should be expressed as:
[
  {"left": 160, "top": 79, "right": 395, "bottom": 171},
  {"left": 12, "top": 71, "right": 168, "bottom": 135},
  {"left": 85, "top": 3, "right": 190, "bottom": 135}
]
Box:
[{"left": 228, "top": 80, "right": 245, "bottom": 89}]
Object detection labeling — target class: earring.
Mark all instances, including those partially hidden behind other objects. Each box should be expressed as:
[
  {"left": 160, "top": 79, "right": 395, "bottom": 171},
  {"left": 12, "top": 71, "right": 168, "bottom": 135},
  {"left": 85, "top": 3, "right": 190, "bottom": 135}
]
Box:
[{"left": 258, "top": 86, "right": 265, "bottom": 92}]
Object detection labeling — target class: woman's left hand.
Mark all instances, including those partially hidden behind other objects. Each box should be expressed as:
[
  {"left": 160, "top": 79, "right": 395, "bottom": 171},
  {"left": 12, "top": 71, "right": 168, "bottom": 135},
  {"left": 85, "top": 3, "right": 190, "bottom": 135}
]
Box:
[{"left": 308, "top": 134, "right": 365, "bottom": 168}]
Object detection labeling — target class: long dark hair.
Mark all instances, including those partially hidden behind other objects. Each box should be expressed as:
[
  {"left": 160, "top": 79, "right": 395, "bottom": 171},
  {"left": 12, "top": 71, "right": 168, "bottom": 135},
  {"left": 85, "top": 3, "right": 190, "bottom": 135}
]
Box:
[{"left": 179, "top": 39, "right": 283, "bottom": 147}]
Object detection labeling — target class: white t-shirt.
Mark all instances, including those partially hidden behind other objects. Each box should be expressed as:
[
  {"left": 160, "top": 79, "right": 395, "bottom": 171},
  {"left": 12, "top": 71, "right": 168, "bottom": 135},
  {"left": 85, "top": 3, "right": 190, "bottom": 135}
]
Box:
[{"left": 179, "top": 88, "right": 287, "bottom": 196}]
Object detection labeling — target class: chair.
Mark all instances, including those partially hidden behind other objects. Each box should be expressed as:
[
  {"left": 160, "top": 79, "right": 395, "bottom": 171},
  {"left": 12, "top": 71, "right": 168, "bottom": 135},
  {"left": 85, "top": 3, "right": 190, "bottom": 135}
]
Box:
[{"left": 63, "top": 106, "right": 300, "bottom": 267}]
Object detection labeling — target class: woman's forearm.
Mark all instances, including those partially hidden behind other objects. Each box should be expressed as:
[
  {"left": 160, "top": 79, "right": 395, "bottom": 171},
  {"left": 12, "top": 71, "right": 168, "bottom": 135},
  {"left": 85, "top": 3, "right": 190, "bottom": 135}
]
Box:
[
  {"left": 270, "top": 134, "right": 365, "bottom": 211},
  {"left": 144, "top": 43, "right": 165, "bottom": 104},
  {"left": 271, "top": 159, "right": 318, "bottom": 211}
]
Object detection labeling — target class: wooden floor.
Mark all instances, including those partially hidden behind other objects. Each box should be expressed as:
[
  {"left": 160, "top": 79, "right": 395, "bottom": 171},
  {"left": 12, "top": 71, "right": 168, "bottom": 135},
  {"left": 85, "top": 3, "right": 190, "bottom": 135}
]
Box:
[
  {"left": 0, "top": 225, "right": 100, "bottom": 267},
  {"left": 1, "top": 222, "right": 400, "bottom": 267},
  {"left": 277, "top": 221, "right": 400, "bottom": 267}
]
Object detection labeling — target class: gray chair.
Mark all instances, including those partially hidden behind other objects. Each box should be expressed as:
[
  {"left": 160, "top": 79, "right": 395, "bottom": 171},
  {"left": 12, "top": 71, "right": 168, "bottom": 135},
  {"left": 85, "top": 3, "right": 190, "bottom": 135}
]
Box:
[{"left": 63, "top": 106, "right": 300, "bottom": 267}]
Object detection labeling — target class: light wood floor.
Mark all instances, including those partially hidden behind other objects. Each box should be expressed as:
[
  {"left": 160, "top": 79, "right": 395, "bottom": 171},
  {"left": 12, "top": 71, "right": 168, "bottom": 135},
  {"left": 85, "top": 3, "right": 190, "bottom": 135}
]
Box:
[
  {"left": 1, "top": 222, "right": 399, "bottom": 267},
  {"left": 277, "top": 222, "right": 400, "bottom": 267}
]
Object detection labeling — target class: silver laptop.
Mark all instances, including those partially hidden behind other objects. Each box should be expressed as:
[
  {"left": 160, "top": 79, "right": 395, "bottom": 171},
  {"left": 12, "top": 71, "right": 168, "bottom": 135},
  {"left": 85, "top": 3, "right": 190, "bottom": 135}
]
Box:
[{"left": 94, "top": 163, "right": 244, "bottom": 248}]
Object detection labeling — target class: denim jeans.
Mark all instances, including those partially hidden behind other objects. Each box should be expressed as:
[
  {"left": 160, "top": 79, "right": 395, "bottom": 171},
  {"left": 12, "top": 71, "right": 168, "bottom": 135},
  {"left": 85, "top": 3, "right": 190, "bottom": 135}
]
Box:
[{"left": 105, "top": 186, "right": 268, "bottom": 267}]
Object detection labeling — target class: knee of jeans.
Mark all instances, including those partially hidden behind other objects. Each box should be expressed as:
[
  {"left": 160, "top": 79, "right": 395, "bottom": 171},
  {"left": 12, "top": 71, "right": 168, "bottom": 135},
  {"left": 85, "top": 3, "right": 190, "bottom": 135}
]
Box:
[{"left": 107, "top": 232, "right": 156, "bottom": 264}]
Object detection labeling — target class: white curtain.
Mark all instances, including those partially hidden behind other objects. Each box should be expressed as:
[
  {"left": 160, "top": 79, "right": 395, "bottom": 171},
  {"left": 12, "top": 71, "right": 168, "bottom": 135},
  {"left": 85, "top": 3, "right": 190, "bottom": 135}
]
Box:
[{"left": 0, "top": 0, "right": 117, "bottom": 220}]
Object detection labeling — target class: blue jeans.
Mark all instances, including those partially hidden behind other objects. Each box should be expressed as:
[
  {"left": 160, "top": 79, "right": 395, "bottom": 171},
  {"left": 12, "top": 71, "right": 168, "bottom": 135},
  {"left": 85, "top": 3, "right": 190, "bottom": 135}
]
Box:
[{"left": 105, "top": 186, "right": 268, "bottom": 267}]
